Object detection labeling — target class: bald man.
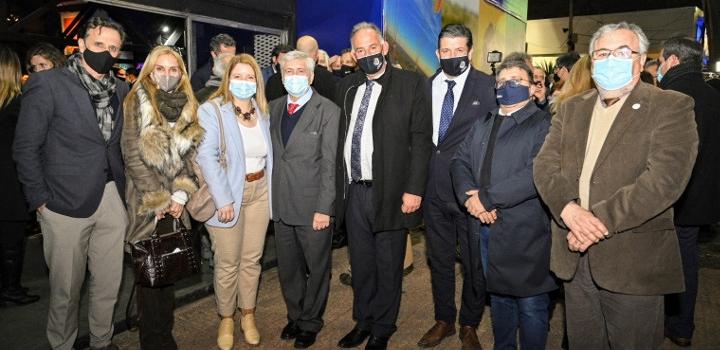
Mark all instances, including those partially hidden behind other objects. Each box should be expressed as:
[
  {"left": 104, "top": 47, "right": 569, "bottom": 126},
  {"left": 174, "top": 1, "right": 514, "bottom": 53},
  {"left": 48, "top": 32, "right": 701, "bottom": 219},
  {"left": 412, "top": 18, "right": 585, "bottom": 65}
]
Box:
[{"left": 266, "top": 35, "right": 337, "bottom": 101}]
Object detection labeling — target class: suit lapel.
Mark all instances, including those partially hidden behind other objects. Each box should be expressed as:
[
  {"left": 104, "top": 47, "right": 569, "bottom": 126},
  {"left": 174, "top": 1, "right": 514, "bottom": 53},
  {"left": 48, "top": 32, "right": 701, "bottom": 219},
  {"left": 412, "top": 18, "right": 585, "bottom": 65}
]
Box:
[
  {"left": 271, "top": 99, "right": 286, "bottom": 153},
  {"left": 446, "top": 69, "right": 478, "bottom": 137},
  {"left": 592, "top": 83, "right": 649, "bottom": 172},
  {"left": 285, "top": 93, "right": 320, "bottom": 149},
  {"left": 63, "top": 70, "right": 104, "bottom": 142}
]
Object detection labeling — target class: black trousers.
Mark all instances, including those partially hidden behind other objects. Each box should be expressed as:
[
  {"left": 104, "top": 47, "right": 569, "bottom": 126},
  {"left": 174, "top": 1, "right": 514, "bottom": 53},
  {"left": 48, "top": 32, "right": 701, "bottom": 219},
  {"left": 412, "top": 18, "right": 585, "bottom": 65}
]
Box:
[
  {"left": 423, "top": 197, "right": 484, "bottom": 326},
  {"left": 274, "top": 221, "right": 332, "bottom": 332},
  {"left": 346, "top": 183, "right": 406, "bottom": 338},
  {"left": 0, "top": 220, "right": 27, "bottom": 291},
  {"left": 0, "top": 220, "right": 25, "bottom": 247},
  {"left": 137, "top": 283, "right": 177, "bottom": 350},
  {"left": 665, "top": 225, "right": 700, "bottom": 338}
]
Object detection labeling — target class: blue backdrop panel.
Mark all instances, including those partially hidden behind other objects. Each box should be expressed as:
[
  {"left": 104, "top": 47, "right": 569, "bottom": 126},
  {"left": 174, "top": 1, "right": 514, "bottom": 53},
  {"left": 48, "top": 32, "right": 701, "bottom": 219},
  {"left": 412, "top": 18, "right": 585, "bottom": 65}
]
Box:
[{"left": 296, "top": 0, "right": 384, "bottom": 56}]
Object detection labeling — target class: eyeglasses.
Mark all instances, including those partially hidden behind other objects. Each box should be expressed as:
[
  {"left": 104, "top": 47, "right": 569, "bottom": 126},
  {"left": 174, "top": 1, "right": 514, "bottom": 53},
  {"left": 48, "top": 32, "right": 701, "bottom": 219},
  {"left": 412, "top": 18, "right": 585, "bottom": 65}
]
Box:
[
  {"left": 496, "top": 79, "right": 529, "bottom": 89},
  {"left": 591, "top": 45, "right": 639, "bottom": 60}
]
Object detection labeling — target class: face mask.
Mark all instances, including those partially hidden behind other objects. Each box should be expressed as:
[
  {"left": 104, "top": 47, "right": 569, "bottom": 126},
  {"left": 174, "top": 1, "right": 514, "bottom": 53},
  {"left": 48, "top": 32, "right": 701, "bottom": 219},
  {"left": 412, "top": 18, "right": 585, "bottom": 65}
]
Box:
[
  {"left": 656, "top": 62, "right": 665, "bottom": 82},
  {"left": 334, "top": 65, "right": 355, "bottom": 78},
  {"left": 283, "top": 75, "right": 310, "bottom": 97},
  {"left": 357, "top": 52, "right": 385, "bottom": 75},
  {"left": 83, "top": 47, "right": 116, "bottom": 75},
  {"left": 440, "top": 55, "right": 470, "bottom": 77},
  {"left": 153, "top": 73, "right": 181, "bottom": 92},
  {"left": 592, "top": 56, "right": 635, "bottom": 91},
  {"left": 229, "top": 80, "right": 257, "bottom": 99},
  {"left": 496, "top": 81, "right": 530, "bottom": 105}
]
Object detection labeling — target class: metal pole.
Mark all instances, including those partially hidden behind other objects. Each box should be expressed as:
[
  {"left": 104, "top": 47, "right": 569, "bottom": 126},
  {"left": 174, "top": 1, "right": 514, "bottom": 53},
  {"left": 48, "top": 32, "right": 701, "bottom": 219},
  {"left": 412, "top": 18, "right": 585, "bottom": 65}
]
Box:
[{"left": 568, "top": 0, "right": 575, "bottom": 52}]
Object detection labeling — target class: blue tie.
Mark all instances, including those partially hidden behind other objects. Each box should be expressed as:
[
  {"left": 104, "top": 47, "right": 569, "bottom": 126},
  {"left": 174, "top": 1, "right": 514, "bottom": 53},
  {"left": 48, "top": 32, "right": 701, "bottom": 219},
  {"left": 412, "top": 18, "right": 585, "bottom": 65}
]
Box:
[
  {"left": 438, "top": 80, "right": 456, "bottom": 143},
  {"left": 351, "top": 81, "right": 374, "bottom": 181}
]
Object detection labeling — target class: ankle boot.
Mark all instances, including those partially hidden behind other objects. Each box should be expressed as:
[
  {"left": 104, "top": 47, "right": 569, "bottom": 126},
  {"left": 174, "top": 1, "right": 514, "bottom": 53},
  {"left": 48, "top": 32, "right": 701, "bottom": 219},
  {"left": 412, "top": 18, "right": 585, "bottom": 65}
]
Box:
[
  {"left": 240, "top": 310, "right": 260, "bottom": 345},
  {"left": 0, "top": 244, "right": 39, "bottom": 306},
  {"left": 217, "top": 317, "right": 234, "bottom": 350}
]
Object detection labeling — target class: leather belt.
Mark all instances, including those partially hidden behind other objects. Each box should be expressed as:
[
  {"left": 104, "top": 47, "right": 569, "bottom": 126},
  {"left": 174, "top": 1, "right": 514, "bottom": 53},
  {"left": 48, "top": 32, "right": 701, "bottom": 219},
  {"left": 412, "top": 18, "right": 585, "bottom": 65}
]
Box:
[
  {"left": 245, "top": 169, "right": 265, "bottom": 182},
  {"left": 351, "top": 180, "right": 373, "bottom": 187}
]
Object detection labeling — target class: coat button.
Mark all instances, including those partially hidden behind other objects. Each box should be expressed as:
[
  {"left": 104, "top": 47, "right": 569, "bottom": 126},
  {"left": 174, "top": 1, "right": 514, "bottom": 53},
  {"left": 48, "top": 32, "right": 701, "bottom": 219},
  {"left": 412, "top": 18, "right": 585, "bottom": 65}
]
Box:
[{"left": 436, "top": 150, "right": 441, "bottom": 154}]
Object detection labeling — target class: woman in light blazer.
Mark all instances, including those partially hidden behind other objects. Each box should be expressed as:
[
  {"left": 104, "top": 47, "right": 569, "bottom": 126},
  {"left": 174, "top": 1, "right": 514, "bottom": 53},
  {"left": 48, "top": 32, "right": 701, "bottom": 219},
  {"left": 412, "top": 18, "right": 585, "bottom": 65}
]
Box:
[{"left": 196, "top": 54, "right": 273, "bottom": 349}]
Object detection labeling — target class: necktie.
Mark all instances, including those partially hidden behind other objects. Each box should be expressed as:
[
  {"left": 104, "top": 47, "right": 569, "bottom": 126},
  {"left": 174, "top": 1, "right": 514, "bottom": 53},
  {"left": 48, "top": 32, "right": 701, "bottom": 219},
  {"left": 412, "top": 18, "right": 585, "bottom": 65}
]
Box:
[
  {"left": 438, "top": 80, "right": 456, "bottom": 143},
  {"left": 288, "top": 103, "right": 299, "bottom": 115},
  {"left": 350, "top": 81, "right": 374, "bottom": 181}
]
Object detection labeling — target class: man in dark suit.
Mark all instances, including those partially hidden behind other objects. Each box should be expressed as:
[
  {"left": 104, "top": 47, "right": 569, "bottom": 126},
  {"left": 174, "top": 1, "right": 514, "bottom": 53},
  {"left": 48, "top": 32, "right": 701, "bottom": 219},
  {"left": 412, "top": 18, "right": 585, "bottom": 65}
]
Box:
[
  {"left": 334, "top": 22, "right": 432, "bottom": 350},
  {"left": 13, "top": 15, "right": 130, "bottom": 350},
  {"left": 658, "top": 37, "right": 720, "bottom": 347},
  {"left": 534, "top": 22, "right": 698, "bottom": 349},
  {"left": 269, "top": 50, "right": 340, "bottom": 349},
  {"left": 266, "top": 35, "right": 336, "bottom": 101},
  {"left": 261, "top": 44, "right": 293, "bottom": 84},
  {"left": 416, "top": 24, "right": 496, "bottom": 350}
]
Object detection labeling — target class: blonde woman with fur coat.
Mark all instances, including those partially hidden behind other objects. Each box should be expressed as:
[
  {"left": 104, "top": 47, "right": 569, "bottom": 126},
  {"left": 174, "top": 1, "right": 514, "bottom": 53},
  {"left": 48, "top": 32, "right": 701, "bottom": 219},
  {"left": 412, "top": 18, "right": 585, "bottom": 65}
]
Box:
[{"left": 121, "top": 46, "right": 203, "bottom": 350}]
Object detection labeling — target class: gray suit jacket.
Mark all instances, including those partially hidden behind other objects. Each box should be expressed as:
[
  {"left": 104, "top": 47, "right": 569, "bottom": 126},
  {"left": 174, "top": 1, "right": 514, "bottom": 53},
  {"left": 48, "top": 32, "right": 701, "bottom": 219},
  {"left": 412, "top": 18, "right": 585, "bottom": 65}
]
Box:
[
  {"left": 269, "top": 91, "right": 340, "bottom": 225},
  {"left": 13, "top": 68, "right": 128, "bottom": 218}
]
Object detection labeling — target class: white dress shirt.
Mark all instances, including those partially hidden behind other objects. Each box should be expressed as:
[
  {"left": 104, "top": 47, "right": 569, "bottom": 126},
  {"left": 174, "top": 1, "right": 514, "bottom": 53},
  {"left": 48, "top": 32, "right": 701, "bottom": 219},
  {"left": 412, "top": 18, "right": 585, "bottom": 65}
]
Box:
[
  {"left": 344, "top": 80, "right": 383, "bottom": 182},
  {"left": 431, "top": 67, "right": 471, "bottom": 145}
]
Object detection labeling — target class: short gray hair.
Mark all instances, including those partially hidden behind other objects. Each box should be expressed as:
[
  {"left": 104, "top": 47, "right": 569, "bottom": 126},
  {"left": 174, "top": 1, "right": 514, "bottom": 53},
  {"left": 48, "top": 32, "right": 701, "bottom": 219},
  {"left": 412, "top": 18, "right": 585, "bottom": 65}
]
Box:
[
  {"left": 589, "top": 22, "right": 649, "bottom": 55},
  {"left": 279, "top": 50, "right": 315, "bottom": 73},
  {"left": 350, "top": 22, "right": 384, "bottom": 48}
]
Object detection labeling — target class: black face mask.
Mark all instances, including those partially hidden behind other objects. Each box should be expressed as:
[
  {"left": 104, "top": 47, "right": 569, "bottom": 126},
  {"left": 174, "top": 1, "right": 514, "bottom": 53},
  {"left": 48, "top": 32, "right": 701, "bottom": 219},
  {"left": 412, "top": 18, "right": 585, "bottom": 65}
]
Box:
[
  {"left": 552, "top": 72, "right": 561, "bottom": 83},
  {"left": 334, "top": 65, "right": 356, "bottom": 78},
  {"left": 440, "top": 55, "right": 470, "bottom": 77},
  {"left": 83, "top": 47, "right": 116, "bottom": 75},
  {"left": 357, "top": 53, "right": 385, "bottom": 75}
]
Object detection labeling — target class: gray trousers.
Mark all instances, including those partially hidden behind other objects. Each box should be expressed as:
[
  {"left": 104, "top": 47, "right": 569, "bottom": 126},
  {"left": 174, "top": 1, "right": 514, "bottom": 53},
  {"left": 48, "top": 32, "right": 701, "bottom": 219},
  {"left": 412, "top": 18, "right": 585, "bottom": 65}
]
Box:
[
  {"left": 564, "top": 255, "right": 664, "bottom": 350},
  {"left": 39, "top": 182, "right": 127, "bottom": 350},
  {"left": 274, "top": 221, "right": 332, "bottom": 332}
]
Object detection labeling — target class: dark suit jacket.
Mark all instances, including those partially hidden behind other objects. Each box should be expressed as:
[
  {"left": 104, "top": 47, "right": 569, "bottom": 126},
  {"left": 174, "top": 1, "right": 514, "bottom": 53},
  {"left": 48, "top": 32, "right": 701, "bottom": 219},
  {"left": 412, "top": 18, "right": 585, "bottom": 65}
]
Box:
[
  {"left": 266, "top": 66, "right": 337, "bottom": 102},
  {"left": 0, "top": 97, "right": 29, "bottom": 221},
  {"left": 660, "top": 63, "right": 720, "bottom": 225},
  {"left": 13, "top": 68, "right": 129, "bottom": 218},
  {"left": 451, "top": 102, "right": 557, "bottom": 297},
  {"left": 190, "top": 60, "right": 212, "bottom": 92},
  {"left": 426, "top": 68, "right": 497, "bottom": 203},
  {"left": 269, "top": 90, "right": 340, "bottom": 225},
  {"left": 534, "top": 82, "right": 698, "bottom": 295},
  {"left": 334, "top": 66, "right": 432, "bottom": 231}
]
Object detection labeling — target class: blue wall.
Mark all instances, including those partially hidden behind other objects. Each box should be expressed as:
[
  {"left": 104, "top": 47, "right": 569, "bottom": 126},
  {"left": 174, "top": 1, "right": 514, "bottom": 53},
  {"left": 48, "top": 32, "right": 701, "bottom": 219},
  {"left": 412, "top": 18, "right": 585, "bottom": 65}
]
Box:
[{"left": 295, "top": 0, "right": 384, "bottom": 56}]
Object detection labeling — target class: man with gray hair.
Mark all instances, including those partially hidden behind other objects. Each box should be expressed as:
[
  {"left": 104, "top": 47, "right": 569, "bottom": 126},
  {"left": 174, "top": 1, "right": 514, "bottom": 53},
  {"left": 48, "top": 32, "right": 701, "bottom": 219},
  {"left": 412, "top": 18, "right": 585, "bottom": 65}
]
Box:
[
  {"left": 190, "top": 33, "right": 236, "bottom": 91},
  {"left": 334, "top": 21, "right": 432, "bottom": 350},
  {"left": 269, "top": 49, "right": 340, "bottom": 349},
  {"left": 534, "top": 22, "right": 699, "bottom": 348}
]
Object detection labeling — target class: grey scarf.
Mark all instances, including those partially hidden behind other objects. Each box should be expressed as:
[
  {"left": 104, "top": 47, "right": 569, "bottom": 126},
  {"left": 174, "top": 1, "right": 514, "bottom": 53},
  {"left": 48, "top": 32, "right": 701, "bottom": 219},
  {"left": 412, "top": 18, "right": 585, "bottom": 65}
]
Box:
[{"left": 67, "top": 53, "right": 117, "bottom": 141}]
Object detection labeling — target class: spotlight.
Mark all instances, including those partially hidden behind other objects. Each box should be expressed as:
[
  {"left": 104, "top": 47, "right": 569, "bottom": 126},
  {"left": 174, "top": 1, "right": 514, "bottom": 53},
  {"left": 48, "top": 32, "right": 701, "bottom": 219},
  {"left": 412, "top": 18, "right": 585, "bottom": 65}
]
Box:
[{"left": 162, "top": 26, "right": 170, "bottom": 33}]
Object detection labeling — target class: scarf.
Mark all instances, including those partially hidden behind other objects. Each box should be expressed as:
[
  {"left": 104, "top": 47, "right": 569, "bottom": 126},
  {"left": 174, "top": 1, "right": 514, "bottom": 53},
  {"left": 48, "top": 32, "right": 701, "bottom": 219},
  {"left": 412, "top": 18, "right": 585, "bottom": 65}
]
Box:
[
  {"left": 67, "top": 53, "right": 117, "bottom": 142},
  {"left": 155, "top": 89, "right": 188, "bottom": 123}
]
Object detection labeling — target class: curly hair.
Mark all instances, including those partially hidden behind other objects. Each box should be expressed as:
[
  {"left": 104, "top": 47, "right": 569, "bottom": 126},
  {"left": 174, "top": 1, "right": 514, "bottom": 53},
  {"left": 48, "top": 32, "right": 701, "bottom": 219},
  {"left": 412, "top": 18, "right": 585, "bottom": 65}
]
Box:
[{"left": 26, "top": 42, "right": 67, "bottom": 73}]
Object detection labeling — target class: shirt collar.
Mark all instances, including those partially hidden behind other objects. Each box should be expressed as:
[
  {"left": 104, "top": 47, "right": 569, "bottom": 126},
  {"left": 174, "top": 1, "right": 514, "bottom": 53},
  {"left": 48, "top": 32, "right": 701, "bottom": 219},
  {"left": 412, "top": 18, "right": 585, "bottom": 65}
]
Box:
[
  {"left": 286, "top": 87, "right": 314, "bottom": 108},
  {"left": 494, "top": 100, "right": 538, "bottom": 124}
]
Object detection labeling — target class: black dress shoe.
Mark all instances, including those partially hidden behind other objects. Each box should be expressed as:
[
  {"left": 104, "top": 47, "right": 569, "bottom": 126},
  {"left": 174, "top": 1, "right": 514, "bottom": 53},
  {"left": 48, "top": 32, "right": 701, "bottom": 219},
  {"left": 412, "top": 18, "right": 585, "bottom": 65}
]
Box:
[
  {"left": 281, "top": 321, "right": 300, "bottom": 340},
  {"left": 293, "top": 330, "right": 317, "bottom": 349},
  {"left": 337, "top": 327, "right": 371, "bottom": 348},
  {"left": 365, "top": 335, "right": 388, "bottom": 350}
]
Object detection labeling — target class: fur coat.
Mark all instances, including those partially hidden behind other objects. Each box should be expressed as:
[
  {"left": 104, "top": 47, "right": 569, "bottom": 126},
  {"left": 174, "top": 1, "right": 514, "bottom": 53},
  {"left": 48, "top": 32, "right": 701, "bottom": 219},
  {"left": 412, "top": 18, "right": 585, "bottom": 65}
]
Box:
[{"left": 121, "top": 85, "right": 204, "bottom": 243}]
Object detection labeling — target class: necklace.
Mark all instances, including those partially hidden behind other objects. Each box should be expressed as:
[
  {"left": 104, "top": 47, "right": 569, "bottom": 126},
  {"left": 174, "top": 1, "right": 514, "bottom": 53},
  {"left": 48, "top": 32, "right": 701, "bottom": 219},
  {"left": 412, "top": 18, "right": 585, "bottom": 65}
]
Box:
[{"left": 234, "top": 105, "right": 256, "bottom": 120}]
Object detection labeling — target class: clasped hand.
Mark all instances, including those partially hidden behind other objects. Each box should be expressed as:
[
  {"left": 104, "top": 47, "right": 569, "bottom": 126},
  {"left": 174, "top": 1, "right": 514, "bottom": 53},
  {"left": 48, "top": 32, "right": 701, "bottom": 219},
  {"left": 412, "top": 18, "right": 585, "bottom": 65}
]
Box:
[
  {"left": 464, "top": 190, "right": 497, "bottom": 224},
  {"left": 560, "top": 202, "right": 609, "bottom": 252}
]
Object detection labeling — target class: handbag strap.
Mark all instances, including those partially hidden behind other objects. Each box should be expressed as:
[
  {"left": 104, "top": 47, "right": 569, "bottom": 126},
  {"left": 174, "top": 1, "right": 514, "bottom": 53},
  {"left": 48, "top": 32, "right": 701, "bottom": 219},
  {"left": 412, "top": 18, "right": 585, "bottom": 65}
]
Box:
[
  {"left": 150, "top": 218, "right": 188, "bottom": 239},
  {"left": 210, "top": 99, "right": 227, "bottom": 169}
]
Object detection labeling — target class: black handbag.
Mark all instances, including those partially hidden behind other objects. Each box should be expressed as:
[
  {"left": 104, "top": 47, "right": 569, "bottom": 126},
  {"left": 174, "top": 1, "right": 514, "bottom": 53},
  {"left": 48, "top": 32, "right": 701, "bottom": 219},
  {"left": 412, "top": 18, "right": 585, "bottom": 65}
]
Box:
[{"left": 130, "top": 218, "right": 200, "bottom": 287}]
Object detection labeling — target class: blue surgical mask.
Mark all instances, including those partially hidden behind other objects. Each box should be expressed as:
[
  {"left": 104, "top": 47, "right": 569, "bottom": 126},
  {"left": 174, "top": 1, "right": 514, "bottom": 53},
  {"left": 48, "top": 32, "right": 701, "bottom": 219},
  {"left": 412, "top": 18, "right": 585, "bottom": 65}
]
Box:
[
  {"left": 496, "top": 81, "right": 530, "bottom": 105},
  {"left": 283, "top": 75, "right": 310, "bottom": 97},
  {"left": 656, "top": 62, "right": 665, "bottom": 82},
  {"left": 229, "top": 80, "right": 256, "bottom": 100},
  {"left": 592, "top": 56, "right": 635, "bottom": 91}
]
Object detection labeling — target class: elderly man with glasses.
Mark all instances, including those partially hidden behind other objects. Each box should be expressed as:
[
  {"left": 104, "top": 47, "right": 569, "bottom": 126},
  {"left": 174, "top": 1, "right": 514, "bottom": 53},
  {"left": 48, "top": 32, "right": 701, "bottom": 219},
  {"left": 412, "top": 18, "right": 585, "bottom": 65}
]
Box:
[{"left": 534, "top": 22, "right": 698, "bottom": 349}]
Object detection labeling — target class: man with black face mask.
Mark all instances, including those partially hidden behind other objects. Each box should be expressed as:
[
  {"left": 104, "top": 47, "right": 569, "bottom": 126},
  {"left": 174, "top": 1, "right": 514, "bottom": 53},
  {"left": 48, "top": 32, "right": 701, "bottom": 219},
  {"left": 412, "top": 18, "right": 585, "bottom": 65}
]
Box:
[
  {"left": 333, "top": 48, "right": 357, "bottom": 79},
  {"left": 334, "top": 22, "right": 432, "bottom": 350},
  {"left": 13, "top": 15, "right": 129, "bottom": 350},
  {"left": 417, "top": 23, "right": 497, "bottom": 350}
]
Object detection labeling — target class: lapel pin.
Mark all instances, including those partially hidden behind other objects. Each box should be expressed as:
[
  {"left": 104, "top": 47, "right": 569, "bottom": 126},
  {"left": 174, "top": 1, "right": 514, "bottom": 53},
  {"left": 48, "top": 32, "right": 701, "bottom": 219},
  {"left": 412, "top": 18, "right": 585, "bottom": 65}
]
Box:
[
  {"left": 472, "top": 101, "right": 480, "bottom": 105},
  {"left": 632, "top": 103, "right": 641, "bottom": 110}
]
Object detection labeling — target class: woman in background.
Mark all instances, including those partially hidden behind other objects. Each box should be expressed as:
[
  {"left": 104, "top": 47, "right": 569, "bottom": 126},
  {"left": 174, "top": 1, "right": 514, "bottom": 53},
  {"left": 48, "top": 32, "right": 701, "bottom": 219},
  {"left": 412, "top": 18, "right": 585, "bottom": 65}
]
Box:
[{"left": 25, "top": 42, "right": 67, "bottom": 74}]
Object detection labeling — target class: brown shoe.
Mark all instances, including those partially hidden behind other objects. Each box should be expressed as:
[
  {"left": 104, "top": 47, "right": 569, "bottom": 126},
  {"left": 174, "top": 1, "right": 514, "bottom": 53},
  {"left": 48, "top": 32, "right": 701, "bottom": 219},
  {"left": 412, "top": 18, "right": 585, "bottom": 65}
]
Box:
[
  {"left": 459, "top": 326, "right": 482, "bottom": 350},
  {"left": 417, "top": 320, "right": 456, "bottom": 348}
]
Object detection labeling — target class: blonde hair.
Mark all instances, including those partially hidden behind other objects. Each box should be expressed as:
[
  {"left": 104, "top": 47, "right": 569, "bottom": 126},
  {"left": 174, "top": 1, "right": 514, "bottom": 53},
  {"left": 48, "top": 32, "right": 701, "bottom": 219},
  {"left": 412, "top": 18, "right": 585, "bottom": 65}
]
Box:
[
  {"left": 210, "top": 54, "right": 269, "bottom": 116},
  {"left": 0, "top": 46, "right": 22, "bottom": 109},
  {"left": 124, "top": 46, "right": 198, "bottom": 123},
  {"left": 553, "top": 55, "right": 595, "bottom": 109}
]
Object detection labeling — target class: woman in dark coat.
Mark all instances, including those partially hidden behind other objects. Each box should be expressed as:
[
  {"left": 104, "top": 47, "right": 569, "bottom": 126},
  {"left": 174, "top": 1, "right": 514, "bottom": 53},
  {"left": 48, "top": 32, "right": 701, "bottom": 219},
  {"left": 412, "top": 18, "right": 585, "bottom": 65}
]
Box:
[
  {"left": 451, "top": 59, "right": 557, "bottom": 350},
  {"left": 0, "top": 45, "right": 40, "bottom": 306}
]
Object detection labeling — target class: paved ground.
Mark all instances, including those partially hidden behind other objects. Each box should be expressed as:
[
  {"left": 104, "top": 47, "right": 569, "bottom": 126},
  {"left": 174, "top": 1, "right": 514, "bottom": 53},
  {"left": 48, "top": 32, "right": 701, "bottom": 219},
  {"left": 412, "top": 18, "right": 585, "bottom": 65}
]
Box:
[{"left": 112, "top": 233, "right": 720, "bottom": 350}]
